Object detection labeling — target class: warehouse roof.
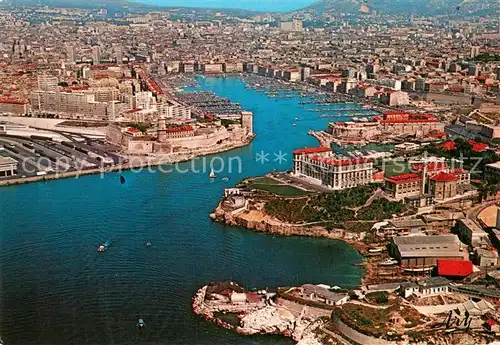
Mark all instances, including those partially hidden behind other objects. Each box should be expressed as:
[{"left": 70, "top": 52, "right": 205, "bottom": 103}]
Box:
[{"left": 392, "top": 234, "right": 461, "bottom": 258}]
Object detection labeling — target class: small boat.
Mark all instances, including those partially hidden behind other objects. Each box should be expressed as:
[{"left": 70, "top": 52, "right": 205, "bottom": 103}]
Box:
[
  {"left": 120, "top": 175, "right": 126, "bottom": 184},
  {"left": 380, "top": 259, "right": 398, "bottom": 266},
  {"left": 292, "top": 123, "right": 296, "bottom": 127},
  {"left": 221, "top": 177, "right": 229, "bottom": 181},
  {"left": 209, "top": 168, "right": 216, "bottom": 179},
  {"left": 137, "top": 318, "right": 146, "bottom": 328},
  {"left": 146, "top": 242, "right": 152, "bottom": 247},
  {"left": 97, "top": 239, "right": 111, "bottom": 252}
]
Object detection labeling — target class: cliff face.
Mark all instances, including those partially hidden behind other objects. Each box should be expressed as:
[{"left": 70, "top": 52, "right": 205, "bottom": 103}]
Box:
[{"left": 211, "top": 202, "right": 347, "bottom": 239}]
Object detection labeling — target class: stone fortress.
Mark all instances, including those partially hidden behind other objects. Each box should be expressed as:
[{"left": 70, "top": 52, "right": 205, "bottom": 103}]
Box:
[{"left": 106, "top": 111, "right": 254, "bottom": 156}]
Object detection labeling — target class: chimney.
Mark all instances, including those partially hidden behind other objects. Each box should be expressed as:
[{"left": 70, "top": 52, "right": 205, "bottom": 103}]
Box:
[{"left": 421, "top": 162, "right": 427, "bottom": 195}]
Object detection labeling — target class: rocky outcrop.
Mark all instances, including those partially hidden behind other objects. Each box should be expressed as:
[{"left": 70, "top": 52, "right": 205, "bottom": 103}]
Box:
[
  {"left": 211, "top": 201, "right": 363, "bottom": 243},
  {"left": 237, "top": 306, "right": 295, "bottom": 337}
]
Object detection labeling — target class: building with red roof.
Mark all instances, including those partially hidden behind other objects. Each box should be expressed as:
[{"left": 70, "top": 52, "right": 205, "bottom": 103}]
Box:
[
  {"left": 293, "top": 147, "right": 331, "bottom": 155},
  {"left": 468, "top": 140, "right": 489, "bottom": 152},
  {"left": 430, "top": 172, "right": 458, "bottom": 200},
  {"left": 0, "top": 97, "right": 29, "bottom": 115},
  {"left": 125, "top": 127, "right": 143, "bottom": 137},
  {"left": 293, "top": 147, "right": 374, "bottom": 190},
  {"left": 442, "top": 141, "right": 456, "bottom": 151},
  {"left": 485, "top": 319, "right": 499, "bottom": 333},
  {"left": 437, "top": 259, "right": 472, "bottom": 278},
  {"left": 377, "top": 111, "right": 444, "bottom": 136},
  {"left": 385, "top": 173, "right": 422, "bottom": 199}
]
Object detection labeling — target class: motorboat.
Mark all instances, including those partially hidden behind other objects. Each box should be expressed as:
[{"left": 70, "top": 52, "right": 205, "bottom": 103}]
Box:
[
  {"left": 137, "top": 318, "right": 146, "bottom": 328},
  {"left": 221, "top": 177, "right": 229, "bottom": 181},
  {"left": 380, "top": 259, "right": 398, "bottom": 266},
  {"left": 97, "top": 239, "right": 111, "bottom": 252}
]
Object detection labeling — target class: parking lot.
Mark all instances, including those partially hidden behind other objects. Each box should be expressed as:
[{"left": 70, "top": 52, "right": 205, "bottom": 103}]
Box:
[{"left": 0, "top": 135, "right": 124, "bottom": 181}]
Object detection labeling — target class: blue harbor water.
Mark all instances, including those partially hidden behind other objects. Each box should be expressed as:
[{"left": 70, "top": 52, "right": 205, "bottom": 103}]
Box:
[
  {"left": 130, "top": 0, "right": 316, "bottom": 12},
  {"left": 0, "top": 77, "right": 364, "bottom": 344}
]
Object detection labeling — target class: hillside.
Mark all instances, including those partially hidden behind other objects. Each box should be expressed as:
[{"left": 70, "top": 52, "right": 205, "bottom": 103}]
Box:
[
  {"left": 302, "top": 0, "right": 498, "bottom": 15},
  {"left": 1, "top": 0, "right": 153, "bottom": 10}
]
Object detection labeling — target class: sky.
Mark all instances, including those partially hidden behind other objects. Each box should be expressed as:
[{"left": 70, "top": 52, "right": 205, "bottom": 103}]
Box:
[{"left": 129, "top": 0, "right": 317, "bottom": 12}]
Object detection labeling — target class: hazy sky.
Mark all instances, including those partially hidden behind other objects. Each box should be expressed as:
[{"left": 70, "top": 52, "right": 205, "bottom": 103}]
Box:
[{"left": 130, "top": 0, "right": 317, "bottom": 12}]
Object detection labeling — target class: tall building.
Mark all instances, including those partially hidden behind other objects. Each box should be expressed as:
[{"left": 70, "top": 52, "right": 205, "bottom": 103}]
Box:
[
  {"left": 301, "top": 67, "right": 311, "bottom": 82},
  {"left": 114, "top": 46, "right": 123, "bottom": 64},
  {"left": 29, "top": 90, "right": 115, "bottom": 120},
  {"left": 470, "top": 46, "right": 480, "bottom": 58},
  {"left": 82, "top": 67, "right": 91, "bottom": 79},
  {"left": 156, "top": 102, "right": 192, "bottom": 120},
  {"left": 67, "top": 45, "right": 76, "bottom": 64},
  {"left": 280, "top": 19, "right": 303, "bottom": 32},
  {"left": 292, "top": 147, "right": 373, "bottom": 190},
  {"left": 92, "top": 45, "right": 101, "bottom": 64},
  {"left": 37, "top": 74, "right": 58, "bottom": 91}
]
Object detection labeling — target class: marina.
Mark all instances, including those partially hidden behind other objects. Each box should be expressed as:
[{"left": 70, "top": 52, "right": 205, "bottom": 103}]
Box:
[{"left": 175, "top": 91, "right": 243, "bottom": 116}]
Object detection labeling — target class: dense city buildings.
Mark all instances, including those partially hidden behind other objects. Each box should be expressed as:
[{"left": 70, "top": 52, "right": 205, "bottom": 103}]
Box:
[{"left": 0, "top": 2, "right": 499, "bottom": 345}]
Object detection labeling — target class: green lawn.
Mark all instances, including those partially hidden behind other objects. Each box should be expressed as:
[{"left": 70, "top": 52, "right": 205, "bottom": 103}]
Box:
[{"left": 247, "top": 176, "right": 309, "bottom": 196}]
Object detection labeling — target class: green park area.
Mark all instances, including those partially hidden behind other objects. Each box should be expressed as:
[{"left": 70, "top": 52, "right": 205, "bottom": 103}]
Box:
[
  {"left": 264, "top": 185, "right": 405, "bottom": 225},
  {"left": 245, "top": 176, "right": 310, "bottom": 197}
]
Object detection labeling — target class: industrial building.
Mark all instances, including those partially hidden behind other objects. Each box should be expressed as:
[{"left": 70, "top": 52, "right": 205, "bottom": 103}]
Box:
[{"left": 390, "top": 234, "right": 464, "bottom": 270}]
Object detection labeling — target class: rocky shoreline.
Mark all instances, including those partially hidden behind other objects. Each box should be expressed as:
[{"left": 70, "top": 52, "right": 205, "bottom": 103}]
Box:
[
  {"left": 209, "top": 200, "right": 369, "bottom": 254},
  {"left": 192, "top": 284, "right": 325, "bottom": 344}
]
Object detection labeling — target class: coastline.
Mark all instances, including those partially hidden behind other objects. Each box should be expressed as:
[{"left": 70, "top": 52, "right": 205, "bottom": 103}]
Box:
[{"left": 0, "top": 136, "right": 254, "bottom": 188}]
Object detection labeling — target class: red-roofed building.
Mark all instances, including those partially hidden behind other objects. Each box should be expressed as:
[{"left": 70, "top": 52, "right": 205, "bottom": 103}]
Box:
[
  {"left": 430, "top": 172, "right": 458, "bottom": 200},
  {"left": 0, "top": 97, "right": 29, "bottom": 115},
  {"left": 385, "top": 173, "right": 422, "bottom": 199},
  {"left": 159, "top": 125, "right": 195, "bottom": 140},
  {"left": 412, "top": 161, "right": 448, "bottom": 174},
  {"left": 442, "top": 141, "right": 456, "bottom": 151},
  {"left": 377, "top": 112, "right": 444, "bottom": 136},
  {"left": 468, "top": 140, "right": 489, "bottom": 152},
  {"left": 125, "top": 127, "right": 143, "bottom": 137},
  {"left": 485, "top": 319, "right": 499, "bottom": 333},
  {"left": 293, "top": 147, "right": 374, "bottom": 190},
  {"left": 437, "top": 259, "right": 472, "bottom": 278},
  {"left": 293, "top": 147, "right": 332, "bottom": 155}
]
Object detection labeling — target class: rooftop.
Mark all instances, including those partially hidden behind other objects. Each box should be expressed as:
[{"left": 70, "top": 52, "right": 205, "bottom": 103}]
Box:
[
  {"left": 393, "top": 234, "right": 462, "bottom": 258},
  {"left": 0, "top": 156, "right": 18, "bottom": 165},
  {"left": 437, "top": 259, "right": 473, "bottom": 277},
  {"left": 293, "top": 147, "right": 331, "bottom": 155},
  {"left": 310, "top": 155, "right": 373, "bottom": 167},
  {"left": 385, "top": 173, "right": 421, "bottom": 185},
  {"left": 430, "top": 171, "right": 458, "bottom": 182}
]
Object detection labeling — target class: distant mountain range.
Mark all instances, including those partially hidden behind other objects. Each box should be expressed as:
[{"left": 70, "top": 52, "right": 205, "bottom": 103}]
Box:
[
  {"left": 3, "top": 0, "right": 498, "bottom": 15},
  {"left": 2, "top": 0, "right": 150, "bottom": 10},
  {"left": 303, "top": 0, "right": 498, "bottom": 15}
]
